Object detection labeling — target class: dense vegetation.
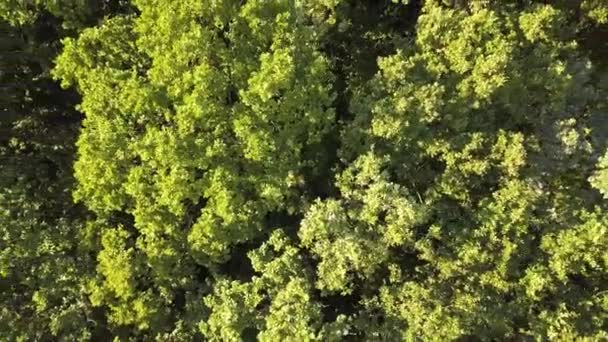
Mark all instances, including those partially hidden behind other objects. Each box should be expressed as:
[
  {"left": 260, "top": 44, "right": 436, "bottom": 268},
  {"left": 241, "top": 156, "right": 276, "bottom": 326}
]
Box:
[{"left": 1, "top": 0, "right": 607, "bottom": 340}]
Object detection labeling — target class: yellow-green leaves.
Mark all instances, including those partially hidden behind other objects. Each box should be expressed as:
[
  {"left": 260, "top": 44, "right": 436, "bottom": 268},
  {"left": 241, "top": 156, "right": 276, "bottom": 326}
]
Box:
[
  {"left": 300, "top": 153, "right": 426, "bottom": 294},
  {"left": 201, "top": 280, "right": 260, "bottom": 341},
  {"left": 203, "top": 230, "right": 321, "bottom": 341},
  {"left": 334, "top": 1, "right": 608, "bottom": 339},
  {"left": 582, "top": 0, "right": 608, "bottom": 24},
  {"left": 542, "top": 210, "right": 608, "bottom": 281},
  {"left": 15, "top": 0, "right": 608, "bottom": 339},
  {"left": 258, "top": 278, "right": 322, "bottom": 342},
  {"left": 519, "top": 5, "right": 565, "bottom": 43},
  {"left": 51, "top": 0, "right": 337, "bottom": 336},
  {"left": 54, "top": 0, "right": 336, "bottom": 269},
  {"left": 590, "top": 151, "right": 608, "bottom": 197},
  {"left": 97, "top": 227, "right": 138, "bottom": 301}
]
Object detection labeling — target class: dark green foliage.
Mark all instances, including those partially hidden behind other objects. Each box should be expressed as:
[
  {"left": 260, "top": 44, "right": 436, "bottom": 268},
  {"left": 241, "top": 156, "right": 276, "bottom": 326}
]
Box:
[
  {"left": 0, "top": 15, "right": 93, "bottom": 340},
  {"left": 0, "top": 1, "right": 133, "bottom": 340}
]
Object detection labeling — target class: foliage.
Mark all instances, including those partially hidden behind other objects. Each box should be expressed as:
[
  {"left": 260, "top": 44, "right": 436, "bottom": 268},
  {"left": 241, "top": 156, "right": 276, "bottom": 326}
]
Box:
[
  {"left": 2, "top": 0, "right": 608, "bottom": 340},
  {"left": 0, "top": 0, "right": 132, "bottom": 28},
  {"left": 0, "top": 1, "right": 131, "bottom": 340},
  {"left": 0, "top": 15, "right": 93, "bottom": 342}
]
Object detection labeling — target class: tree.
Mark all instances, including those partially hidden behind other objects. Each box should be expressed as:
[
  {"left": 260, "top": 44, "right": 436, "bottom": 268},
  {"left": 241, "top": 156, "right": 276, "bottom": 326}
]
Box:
[
  {"left": 52, "top": 0, "right": 336, "bottom": 336},
  {"left": 330, "top": 2, "right": 608, "bottom": 339},
  {"left": 2, "top": 0, "right": 607, "bottom": 340},
  {"left": 0, "top": 1, "right": 131, "bottom": 340}
]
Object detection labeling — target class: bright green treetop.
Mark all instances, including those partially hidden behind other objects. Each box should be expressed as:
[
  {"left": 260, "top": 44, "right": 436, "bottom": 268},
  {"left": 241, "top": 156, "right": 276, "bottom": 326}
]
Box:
[{"left": 2, "top": 0, "right": 608, "bottom": 340}]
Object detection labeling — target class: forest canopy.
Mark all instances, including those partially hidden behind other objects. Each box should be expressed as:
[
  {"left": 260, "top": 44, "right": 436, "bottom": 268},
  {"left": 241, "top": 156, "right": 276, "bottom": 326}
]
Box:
[{"left": 1, "top": 0, "right": 608, "bottom": 340}]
